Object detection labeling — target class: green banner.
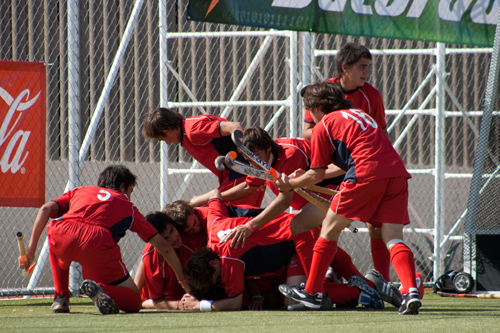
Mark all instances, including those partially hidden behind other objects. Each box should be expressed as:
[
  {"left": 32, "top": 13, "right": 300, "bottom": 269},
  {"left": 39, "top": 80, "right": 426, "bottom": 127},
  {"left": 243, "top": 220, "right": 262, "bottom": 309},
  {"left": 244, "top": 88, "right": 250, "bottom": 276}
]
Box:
[{"left": 187, "top": 0, "right": 498, "bottom": 47}]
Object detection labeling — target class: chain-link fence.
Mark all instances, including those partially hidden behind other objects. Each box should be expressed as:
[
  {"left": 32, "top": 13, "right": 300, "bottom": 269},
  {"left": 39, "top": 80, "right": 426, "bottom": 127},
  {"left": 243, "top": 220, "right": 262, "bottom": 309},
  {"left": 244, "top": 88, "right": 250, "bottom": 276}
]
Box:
[{"left": 0, "top": 0, "right": 494, "bottom": 296}]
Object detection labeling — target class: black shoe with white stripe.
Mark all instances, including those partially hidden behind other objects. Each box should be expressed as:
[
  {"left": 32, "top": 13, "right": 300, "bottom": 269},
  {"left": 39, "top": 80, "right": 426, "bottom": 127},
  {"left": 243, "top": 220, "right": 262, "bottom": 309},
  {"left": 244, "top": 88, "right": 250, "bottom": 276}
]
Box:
[
  {"left": 278, "top": 283, "right": 323, "bottom": 309},
  {"left": 399, "top": 289, "right": 421, "bottom": 315},
  {"left": 365, "top": 269, "right": 403, "bottom": 307}
]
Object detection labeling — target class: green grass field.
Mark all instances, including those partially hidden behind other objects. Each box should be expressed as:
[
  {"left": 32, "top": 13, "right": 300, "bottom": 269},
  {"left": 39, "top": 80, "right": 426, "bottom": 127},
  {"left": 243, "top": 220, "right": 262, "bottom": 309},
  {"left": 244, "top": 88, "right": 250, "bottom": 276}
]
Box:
[{"left": 1, "top": 291, "right": 499, "bottom": 332}]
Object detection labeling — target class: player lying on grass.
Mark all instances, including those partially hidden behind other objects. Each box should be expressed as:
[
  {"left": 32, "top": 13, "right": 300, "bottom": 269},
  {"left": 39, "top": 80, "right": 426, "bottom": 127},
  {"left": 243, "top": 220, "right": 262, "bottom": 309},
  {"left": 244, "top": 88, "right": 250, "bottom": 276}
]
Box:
[
  {"left": 276, "top": 81, "right": 421, "bottom": 315},
  {"left": 18, "top": 165, "right": 189, "bottom": 315},
  {"left": 134, "top": 211, "right": 207, "bottom": 310},
  {"left": 142, "top": 107, "right": 265, "bottom": 207},
  {"left": 176, "top": 190, "right": 395, "bottom": 311},
  {"left": 302, "top": 43, "right": 390, "bottom": 281}
]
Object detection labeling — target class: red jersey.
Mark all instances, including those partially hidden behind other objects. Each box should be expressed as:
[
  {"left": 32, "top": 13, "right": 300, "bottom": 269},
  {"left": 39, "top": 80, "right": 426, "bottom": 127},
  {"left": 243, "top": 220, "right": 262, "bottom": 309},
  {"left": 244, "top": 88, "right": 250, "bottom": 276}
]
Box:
[
  {"left": 304, "top": 78, "right": 386, "bottom": 129},
  {"left": 52, "top": 186, "right": 157, "bottom": 243},
  {"left": 181, "top": 115, "right": 264, "bottom": 207},
  {"left": 310, "top": 109, "right": 410, "bottom": 183},
  {"left": 140, "top": 232, "right": 206, "bottom": 301},
  {"left": 245, "top": 138, "right": 339, "bottom": 208},
  {"left": 205, "top": 199, "right": 297, "bottom": 298}
]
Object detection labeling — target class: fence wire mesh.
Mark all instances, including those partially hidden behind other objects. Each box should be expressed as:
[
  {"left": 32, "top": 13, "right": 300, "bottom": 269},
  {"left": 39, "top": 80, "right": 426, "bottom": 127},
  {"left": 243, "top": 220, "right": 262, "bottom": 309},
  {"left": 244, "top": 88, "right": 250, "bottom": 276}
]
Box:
[{"left": 0, "top": 0, "right": 494, "bottom": 295}]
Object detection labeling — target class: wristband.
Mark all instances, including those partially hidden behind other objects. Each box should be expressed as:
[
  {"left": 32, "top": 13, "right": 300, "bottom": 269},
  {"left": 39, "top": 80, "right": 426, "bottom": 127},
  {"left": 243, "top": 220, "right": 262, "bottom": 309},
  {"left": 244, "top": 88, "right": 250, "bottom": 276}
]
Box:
[
  {"left": 200, "top": 299, "right": 213, "bottom": 312},
  {"left": 179, "top": 279, "right": 188, "bottom": 286},
  {"left": 252, "top": 294, "right": 264, "bottom": 300},
  {"left": 245, "top": 222, "right": 256, "bottom": 233}
]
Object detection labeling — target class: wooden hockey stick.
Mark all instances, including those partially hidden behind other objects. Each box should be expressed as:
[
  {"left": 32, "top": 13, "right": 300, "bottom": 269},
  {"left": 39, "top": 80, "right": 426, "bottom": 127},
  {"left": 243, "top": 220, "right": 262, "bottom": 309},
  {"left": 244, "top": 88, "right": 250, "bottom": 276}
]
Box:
[{"left": 436, "top": 291, "right": 500, "bottom": 299}]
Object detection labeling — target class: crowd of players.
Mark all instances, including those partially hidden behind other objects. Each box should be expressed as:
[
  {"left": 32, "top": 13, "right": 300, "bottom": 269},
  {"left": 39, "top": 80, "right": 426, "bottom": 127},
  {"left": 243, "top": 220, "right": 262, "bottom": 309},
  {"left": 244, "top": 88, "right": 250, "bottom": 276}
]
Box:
[{"left": 19, "top": 43, "right": 423, "bottom": 315}]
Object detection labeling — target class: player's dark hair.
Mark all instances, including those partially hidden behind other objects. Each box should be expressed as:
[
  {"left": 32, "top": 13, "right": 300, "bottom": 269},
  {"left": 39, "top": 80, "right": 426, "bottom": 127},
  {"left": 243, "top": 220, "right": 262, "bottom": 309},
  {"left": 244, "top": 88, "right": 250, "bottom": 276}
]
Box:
[
  {"left": 145, "top": 211, "right": 175, "bottom": 234},
  {"left": 97, "top": 165, "right": 137, "bottom": 191},
  {"left": 142, "top": 107, "right": 184, "bottom": 141},
  {"left": 184, "top": 247, "right": 220, "bottom": 293},
  {"left": 163, "top": 200, "right": 194, "bottom": 232},
  {"left": 300, "top": 81, "right": 353, "bottom": 114},
  {"left": 335, "top": 43, "right": 372, "bottom": 79},
  {"left": 241, "top": 127, "right": 281, "bottom": 158}
]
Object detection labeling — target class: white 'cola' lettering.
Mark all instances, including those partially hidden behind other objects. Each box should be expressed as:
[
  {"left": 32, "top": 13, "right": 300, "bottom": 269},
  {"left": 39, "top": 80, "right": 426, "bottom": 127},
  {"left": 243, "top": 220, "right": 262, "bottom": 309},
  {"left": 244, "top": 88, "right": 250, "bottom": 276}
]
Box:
[
  {"left": 0, "top": 88, "right": 41, "bottom": 174},
  {"left": 271, "top": 0, "right": 498, "bottom": 24}
]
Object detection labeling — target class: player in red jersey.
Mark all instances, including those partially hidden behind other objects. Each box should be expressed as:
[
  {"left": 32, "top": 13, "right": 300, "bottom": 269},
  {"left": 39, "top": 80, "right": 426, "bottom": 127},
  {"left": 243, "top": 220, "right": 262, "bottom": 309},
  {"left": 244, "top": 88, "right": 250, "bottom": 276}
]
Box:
[
  {"left": 142, "top": 108, "right": 265, "bottom": 207},
  {"left": 277, "top": 82, "right": 421, "bottom": 315},
  {"left": 303, "top": 43, "right": 390, "bottom": 281},
  {"left": 177, "top": 190, "right": 385, "bottom": 311},
  {"left": 18, "top": 165, "right": 189, "bottom": 315},
  {"left": 134, "top": 211, "right": 206, "bottom": 310}
]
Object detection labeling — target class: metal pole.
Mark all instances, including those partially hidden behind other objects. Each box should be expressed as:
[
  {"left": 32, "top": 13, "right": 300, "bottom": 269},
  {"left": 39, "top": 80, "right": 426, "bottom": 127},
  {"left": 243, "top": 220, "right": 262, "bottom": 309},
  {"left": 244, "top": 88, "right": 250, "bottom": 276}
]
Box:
[
  {"left": 300, "top": 32, "right": 313, "bottom": 136},
  {"left": 159, "top": 0, "right": 169, "bottom": 209},
  {"left": 289, "top": 32, "right": 298, "bottom": 138},
  {"left": 433, "top": 43, "right": 446, "bottom": 282}
]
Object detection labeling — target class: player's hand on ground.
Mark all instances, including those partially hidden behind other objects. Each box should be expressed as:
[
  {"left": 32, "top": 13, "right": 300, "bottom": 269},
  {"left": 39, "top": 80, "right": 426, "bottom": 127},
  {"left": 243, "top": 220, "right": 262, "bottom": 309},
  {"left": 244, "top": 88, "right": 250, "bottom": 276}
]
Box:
[
  {"left": 248, "top": 295, "right": 264, "bottom": 311},
  {"left": 179, "top": 293, "right": 200, "bottom": 311},
  {"left": 229, "top": 224, "right": 252, "bottom": 249},
  {"left": 274, "top": 173, "right": 293, "bottom": 192}
]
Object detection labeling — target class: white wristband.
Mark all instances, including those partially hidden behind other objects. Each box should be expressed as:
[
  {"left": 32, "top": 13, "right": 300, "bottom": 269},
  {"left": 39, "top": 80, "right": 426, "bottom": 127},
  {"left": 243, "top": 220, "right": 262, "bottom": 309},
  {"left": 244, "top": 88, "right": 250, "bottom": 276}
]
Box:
[{"left": 200, "top": 299, "right": 213, "bottom": 312}]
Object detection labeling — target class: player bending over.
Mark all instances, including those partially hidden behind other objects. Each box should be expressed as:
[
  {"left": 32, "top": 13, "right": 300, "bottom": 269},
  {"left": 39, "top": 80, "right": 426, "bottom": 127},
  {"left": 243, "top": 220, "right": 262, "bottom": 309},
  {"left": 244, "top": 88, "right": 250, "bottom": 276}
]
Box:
[
  {"left": 18, "top": 165, "right": 188, "bottom": 314},
  {"left": 276, "top": 81, "right": 421, "bottom": 315}
]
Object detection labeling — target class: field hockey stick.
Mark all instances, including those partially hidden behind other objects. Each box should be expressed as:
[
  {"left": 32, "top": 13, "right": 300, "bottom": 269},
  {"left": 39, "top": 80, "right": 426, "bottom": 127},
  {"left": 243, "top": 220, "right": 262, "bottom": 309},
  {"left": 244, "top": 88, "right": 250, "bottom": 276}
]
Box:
[
  {"left": 223, "top": 152, "right": 357, "bottom": 233},
  {"left": 231, "top": 130, "right": 280, "bottom": 181},
  {"left": 436, "top": 291, "right": 500, "bottom": 299},
  {"left": 16, "top": 232, "right": 36, "bottom": 277}
]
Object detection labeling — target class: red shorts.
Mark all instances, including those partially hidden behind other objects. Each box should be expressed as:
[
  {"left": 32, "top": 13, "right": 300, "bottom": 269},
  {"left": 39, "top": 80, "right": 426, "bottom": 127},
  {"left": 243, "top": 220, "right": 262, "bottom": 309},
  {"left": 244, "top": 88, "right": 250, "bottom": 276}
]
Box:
[
  {"left": 329, "top": 177, "right": 410, "bottom": 227},
  {"left": 47, "top": 219, "right": 129, "bottom": 285}
]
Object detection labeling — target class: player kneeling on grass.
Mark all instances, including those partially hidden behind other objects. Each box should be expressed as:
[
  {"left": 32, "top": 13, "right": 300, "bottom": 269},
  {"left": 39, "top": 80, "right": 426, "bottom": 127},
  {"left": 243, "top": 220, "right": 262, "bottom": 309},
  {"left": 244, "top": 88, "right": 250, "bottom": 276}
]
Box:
[
  {"left": 275, "top": 81, "right": 422, "bottom": 315},
  {"left": 18, "top": 165, "right": 189, "bottom": 314}
]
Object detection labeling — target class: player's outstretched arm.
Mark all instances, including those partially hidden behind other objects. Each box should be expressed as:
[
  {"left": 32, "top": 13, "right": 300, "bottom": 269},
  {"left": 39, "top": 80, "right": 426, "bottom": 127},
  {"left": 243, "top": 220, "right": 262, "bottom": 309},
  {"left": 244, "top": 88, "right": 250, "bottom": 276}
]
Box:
[
  {"left": 180, "top": 293, "right": 243, "bottom": 311},
  {"left": 219, "top": 121, "right": 244, "bottom": 137},
  {"left": 20, "top": 201, "right": 59, "bottom": 271}
]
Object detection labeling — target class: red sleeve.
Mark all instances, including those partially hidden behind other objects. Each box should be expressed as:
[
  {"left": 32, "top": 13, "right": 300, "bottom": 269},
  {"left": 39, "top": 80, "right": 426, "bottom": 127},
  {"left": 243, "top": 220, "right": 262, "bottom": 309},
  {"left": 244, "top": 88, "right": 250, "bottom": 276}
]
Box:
[
  {"left": 52, "top": 190, "right": 73, "bottom": 217},
  {"left": 221, "top": 257, "right": 245, "bottom": 298},
  {"left": 130, "top": 208, "right": 159, "bottom": 242},
  {"left": 304, "top": 109, "right": 314, "bottom": 124},
  {"left": 207, "top": 198, "right": 229, "bottom": 224},
  {"left": 142, "top": 245, "right": 168, "bottom": 300},
  {"left": 369, "top": 89, "right": 387, "bottom": 129},
  {"left": 310, "top": 120, "right": 334, "bottom": 169},
  {"left": 183, "top": 116, "right": 223, "bottom": 145}
]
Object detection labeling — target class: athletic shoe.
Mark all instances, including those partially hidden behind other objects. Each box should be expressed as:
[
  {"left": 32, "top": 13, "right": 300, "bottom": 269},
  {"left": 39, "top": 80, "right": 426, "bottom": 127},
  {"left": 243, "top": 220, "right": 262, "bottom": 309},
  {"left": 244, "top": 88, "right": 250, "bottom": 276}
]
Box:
[
  {"left": 347, "top": 275, "right": 384, "bottom": 309},
  {"left": 278, "top": 284, "right": 323, "bottom": 309},
  {"left": 398, "top": 289, "right": 421, "bottom": 315},
  {"left": 416, "top": 272, "right": 425, "bottom": 299},
  {"left": 80, "top": 280, "right": 119, "bottom": 314},
  {"left": 51, "top": 294, "right": 70, "bottom": 313},
  {"left": 287, "top": 295, "right": 333, "bottom": 311},
  {"left": 365, "top": 269, "right": 403, "bottom": 307}
]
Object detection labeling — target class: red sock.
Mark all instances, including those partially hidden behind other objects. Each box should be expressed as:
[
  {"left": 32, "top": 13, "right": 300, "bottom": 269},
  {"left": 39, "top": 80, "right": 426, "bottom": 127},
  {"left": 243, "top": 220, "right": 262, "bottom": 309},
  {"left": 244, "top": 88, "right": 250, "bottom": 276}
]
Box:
[
  {"left": 49, "top": 249, "right": 70, "bottom": 299},
  {"left": 323, "top": 282, "right": 360, "bottom": 304},
  {"left": 292, "top": 230, "right": 317, "bottom": 277},
  {"left": 330, "top": 247, "right": 363, "bottom": 280},
  {"left": 390, "top": 242, "right": 417, "bottom": 294},
  {"left": 371, "top": 238, "right": 391, "bottom": 281},
  {"left": 305, "top": 238, "right": 337, "bottom": 295},
  {"left": 99, "top": 283, "right": 141, "bottom": 313}
]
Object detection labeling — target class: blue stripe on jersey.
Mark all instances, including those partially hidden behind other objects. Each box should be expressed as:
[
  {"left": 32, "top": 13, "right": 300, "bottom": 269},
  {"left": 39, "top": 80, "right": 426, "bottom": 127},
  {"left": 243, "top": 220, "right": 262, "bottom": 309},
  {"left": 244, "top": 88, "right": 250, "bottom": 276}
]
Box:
[
  {"left": 109, "top": 216, "right": 133, "bottom": 243},
  {"left": 331, "top": 139, "right": 357, "bottom": 183}
]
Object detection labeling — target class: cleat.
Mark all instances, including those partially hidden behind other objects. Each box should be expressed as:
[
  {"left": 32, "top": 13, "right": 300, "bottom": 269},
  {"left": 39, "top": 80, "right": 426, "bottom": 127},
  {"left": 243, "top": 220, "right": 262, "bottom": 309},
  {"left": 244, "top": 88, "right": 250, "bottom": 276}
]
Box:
[
  {"left": 347, "top": 275, "right": 384, "bottom": 309},
  {"left": 278, "top": 283, "right": 323, "bottom": 309},
  {"left": 416, "top": 272, "right": 425, "bottom": 299},
  {"left": 287, "top": 294, "right": 333, "bottom": 311},
  {"left": 80, "top": 280, "right": 119, "bottom": 314},
  {"left": 365, "top": 269, "right": 403, "bottom": 307},
  {"left": 51, "top": 294, "right": 70, "bottom": 313},
  {"left": 399, "top": 289, "right": 421, "bottom": 315}
]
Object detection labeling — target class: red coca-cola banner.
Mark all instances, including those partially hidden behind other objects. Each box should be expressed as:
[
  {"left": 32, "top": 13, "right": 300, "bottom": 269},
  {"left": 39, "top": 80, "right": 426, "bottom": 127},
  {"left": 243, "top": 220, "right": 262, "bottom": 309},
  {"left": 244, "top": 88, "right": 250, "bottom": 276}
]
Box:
[{"left": 0, "top": 61, "right": 46, "bottom": 207}]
